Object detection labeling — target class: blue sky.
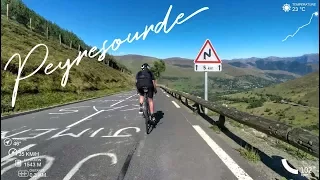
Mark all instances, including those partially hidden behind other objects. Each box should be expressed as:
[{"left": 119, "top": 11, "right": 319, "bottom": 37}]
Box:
[{"left": 23, "top": 0, "right": 319, "bottom": 60}]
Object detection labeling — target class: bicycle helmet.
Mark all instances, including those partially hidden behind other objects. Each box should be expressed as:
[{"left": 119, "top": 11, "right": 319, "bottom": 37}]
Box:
[{"left": 141, "top": 63, "right": 150, "bottom": 70}]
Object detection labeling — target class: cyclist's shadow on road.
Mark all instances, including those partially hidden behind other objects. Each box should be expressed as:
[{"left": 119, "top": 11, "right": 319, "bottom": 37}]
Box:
[
  {"left": 146, "top": 111, "right": 164, "bottom": 134},
  {"left": 153, "top": 111, "right": 164, "bottom": 127}
]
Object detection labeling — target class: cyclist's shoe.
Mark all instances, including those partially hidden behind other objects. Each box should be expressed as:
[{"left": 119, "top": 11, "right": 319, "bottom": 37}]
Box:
[
  {"left": 150, "top": 114, "right": 156, "bottom": 124},
  {"left": 139, "top": 104, "right": 143, "bottom": 114}
]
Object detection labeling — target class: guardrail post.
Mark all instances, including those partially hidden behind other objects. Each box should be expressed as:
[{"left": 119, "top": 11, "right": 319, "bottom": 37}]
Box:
[
  {"left": 185, "top": 98, "right": 188, "bottom": 105},
  {"left": 200, "top": 105, "right": 204, "bottom": 114},
  {"left": 217, "top": 114, "right": 225, "bottom": 128},
  {"left": 194, "top": 103, "right": 200, "bottom": 113}
]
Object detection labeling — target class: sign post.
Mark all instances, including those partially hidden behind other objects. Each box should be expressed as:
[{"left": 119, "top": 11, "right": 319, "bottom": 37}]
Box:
[
  {"left": 204, "top": 71, "right": 208, "bottom": 113},
  {"left": 194, "top": 39, "right": 222, "bottom": 114}
]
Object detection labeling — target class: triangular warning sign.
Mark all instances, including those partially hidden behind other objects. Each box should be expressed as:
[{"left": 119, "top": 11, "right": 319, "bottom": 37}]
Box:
[{"left": 194, "top": 39, "right": 221, "bottom": 64}]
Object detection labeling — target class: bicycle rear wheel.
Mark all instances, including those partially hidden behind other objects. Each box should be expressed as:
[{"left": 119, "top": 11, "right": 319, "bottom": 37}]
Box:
[{"left": 143, "top": 95, "right": 150, "bottom": 134}]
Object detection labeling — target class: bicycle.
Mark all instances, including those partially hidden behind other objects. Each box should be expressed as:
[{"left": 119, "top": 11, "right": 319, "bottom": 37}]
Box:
[{"left": 142, "top": 87, "right": 155, "bottom": 134}]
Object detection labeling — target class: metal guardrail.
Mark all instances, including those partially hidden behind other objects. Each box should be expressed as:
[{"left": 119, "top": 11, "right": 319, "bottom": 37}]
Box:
[{"left": 159, "top": 85, "right": 319, "bottom": 158}]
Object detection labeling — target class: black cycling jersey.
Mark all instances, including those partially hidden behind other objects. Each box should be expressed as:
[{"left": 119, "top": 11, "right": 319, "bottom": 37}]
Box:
[{"left": 136, "top": 69, "right": 155, "bottom": 88}]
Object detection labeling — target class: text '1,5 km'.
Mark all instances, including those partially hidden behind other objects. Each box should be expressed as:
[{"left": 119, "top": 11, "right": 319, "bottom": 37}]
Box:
[{"left": 194, "top": 39, "right": 222, "bottom": 72}]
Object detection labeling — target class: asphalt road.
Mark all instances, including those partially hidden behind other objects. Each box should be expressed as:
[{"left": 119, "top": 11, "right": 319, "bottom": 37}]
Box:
[{"left": 1, "top": 89, "right": 267, "bottom": 180}]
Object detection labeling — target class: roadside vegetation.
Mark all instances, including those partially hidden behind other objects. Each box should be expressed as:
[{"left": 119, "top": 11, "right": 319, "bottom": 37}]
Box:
[
  {"left": 1, "top": 14, "right": 134, "bottom": 114},
  {"left": 220, "top": 72, "right": 319, "bottom": 135},
  {"left": 236, "top": 145, "right": 260, "bottom": 163}
]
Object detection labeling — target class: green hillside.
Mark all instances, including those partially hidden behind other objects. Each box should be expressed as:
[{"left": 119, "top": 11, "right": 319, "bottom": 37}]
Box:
[
  {"left": 1, "top": 16, "right": 134, "bottom": 115},
  {"left": 250, "top": 71, "right": 319, "bottom": 107},
  {"left": 222, "top": 71, "right": 319, "bottom": 134}
]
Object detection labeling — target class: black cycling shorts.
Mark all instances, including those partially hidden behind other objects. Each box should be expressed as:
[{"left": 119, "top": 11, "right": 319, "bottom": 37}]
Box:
[{"left": 137, "top": 86, "right": 154, "bottom": 99}]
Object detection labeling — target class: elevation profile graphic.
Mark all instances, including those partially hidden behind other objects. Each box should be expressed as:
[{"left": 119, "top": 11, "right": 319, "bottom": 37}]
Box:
[{"left": 282, "top": 11, "right": 319, "bottom": 42}]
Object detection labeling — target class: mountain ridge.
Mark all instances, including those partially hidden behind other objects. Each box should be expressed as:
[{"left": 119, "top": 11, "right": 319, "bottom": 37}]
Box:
[
  {"left": 115, "top": 53, "right": 319, "bottom": 62},
  {"left": 115, "top": 53, "right": 319, "bottom": 75}
]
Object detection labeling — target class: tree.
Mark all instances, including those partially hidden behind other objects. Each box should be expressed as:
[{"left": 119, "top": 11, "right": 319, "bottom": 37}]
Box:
[{"left": 150, "top": 60, "right": 166, "bottom": 79}]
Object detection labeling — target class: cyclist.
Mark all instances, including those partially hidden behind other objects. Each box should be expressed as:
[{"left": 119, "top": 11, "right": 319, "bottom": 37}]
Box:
[{"left": 136, "top": 63, "right": 157, "bottom": 123}]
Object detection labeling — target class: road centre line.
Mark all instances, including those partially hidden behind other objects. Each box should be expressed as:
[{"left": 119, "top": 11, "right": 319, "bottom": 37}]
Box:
[
  {"left": 66, "top": 111, "right": 104, "bottom": 128},
  {"left": 66, "top": 105, "right": 128, "bottom": 128},
  {"left": 192, "top": 125, "right": 253, "bottom": 180},
  {"left": 171, "top": 101, "right": 181, "bottom": 108},
  {"left": 110, "top": 94, "right": 136, "bottom": 107}
]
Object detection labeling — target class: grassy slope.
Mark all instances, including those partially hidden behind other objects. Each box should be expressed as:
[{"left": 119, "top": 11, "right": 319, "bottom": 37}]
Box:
[
  {"left": 1, "top": 17, "right": 134, "bottom": 114},
  {"left": 253, "top": 71, "right": 318, "bottom": 107},
  {"left": 223, "top": 71, "right": 319, "bottom": 134}
]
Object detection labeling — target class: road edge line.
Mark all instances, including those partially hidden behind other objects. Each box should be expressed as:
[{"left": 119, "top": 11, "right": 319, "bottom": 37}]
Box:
[
  {"left": 192, "top": 125, "right": 253, "bottom": 180},
  {"left": 171, "top": 101, "right": 181, "bottom": 108}
]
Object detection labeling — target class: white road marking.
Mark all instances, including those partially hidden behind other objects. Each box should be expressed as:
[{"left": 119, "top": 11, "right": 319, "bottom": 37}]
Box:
[
  {"left": 110, "top": 94, "right": 136, "bottom": 107},
  {"left": 49, "top": 106, "right": 90, "bottom": 115},
  {"left": 63, "top": 153, "right": 117, "bottom": 180},
  {"left": 1, "top": 131, "right": 9, "bottom": 139},
  {"left": 102, "top": 127, "right": 140, "bottom": 137},
  {"left": 1, "top": 144, "right": 36, "bottom": 162},
  {"left": 107, "top": 129, "right": 114, "bottom": 136},
  {"left": 1, "top": 129, "right": 31, "bottom": 139},
  {"left": 12, "top": 128, "right": 58, "bottom": 140},
  {"left": 166, "top": 94, "right": 170, "bottom": 97},
  {"left": 90, "top": 128, "right": 104, "bottom": 137},
  {"left": 94, "top": 105, "right": 128, "bottom": 110},
  {"left": 11, "top": 126, "right": 27, "bottom": 131},
  {"left": 113, "top": 127, "right": 140, "bottom": 136},
  {"left": 93, "top": 106, "right": 98, "bottom": 112},
  {"left": 66, "top": 105, "right": 128, "bottom": 128},
  {"left": 1, "top": 157, "right": 17, "bottom": 167},
  {"left": 66, "top": 111, "right": 104, "bottom": 128},
  {"left": 171, "top": 101, "right": 181, "bottom": 108},
  {"left": 49, "top": 128, "right": 91, "bottom": 139},
  {"left": 192, "top": 125, "right": 253, "bottom": 180}
]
